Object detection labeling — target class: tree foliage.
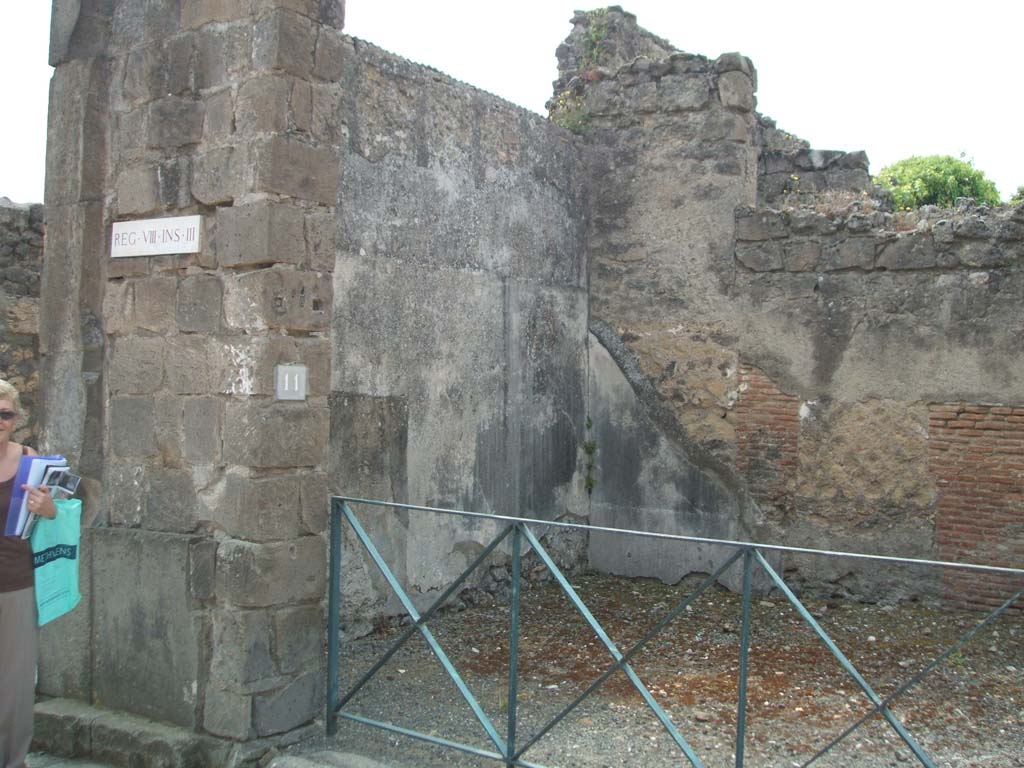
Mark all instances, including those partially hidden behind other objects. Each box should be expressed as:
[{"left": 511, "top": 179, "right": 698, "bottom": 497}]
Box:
[
  {"left": 873, "top": 155, "right": 1002, "bottom": 210},
  {"left": 1010, "top": 186, "right": 1024, "bottom": 205}
]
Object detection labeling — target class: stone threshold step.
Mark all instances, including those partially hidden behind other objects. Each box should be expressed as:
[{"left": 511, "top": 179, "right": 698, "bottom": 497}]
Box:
[{"left": 33, "top": 698, "right": 320, "bottom": 768}]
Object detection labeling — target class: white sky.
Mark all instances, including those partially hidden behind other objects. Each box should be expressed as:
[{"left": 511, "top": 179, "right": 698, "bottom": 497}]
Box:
[{"left": 2, "top": 1, "right": 1021, "bottom": 204}]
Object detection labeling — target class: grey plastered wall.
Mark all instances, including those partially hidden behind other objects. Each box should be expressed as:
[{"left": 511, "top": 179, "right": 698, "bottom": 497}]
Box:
[{"left": 329, "top": 39, "right": 590, "bottom": 624}]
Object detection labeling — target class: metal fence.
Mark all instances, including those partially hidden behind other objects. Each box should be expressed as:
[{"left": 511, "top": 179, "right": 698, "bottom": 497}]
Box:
[{"left": 326, "top": 496, "right": 1024, "bottom": 768}]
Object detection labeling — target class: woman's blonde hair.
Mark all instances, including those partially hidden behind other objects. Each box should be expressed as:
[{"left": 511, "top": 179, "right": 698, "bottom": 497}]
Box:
[{"left": 0, "top": 379, "right": 25, "bottom": 425}]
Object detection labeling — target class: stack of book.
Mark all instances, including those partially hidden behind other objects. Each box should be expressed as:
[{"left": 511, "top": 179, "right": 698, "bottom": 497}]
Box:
[{"left": 3, "top": 454, "right": 81, "bottom": 539}]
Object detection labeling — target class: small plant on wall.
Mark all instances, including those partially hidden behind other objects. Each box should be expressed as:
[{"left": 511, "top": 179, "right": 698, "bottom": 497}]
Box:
[
  {"left": 549, "top": 88, "right": 591, "bottom": 135},
  {"left": 583, "top": 416, "right": 597, "bottom": 495}
]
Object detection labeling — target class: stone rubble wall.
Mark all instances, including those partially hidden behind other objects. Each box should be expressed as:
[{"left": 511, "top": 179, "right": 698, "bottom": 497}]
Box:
[
  {"left": 554, "top": 7, "right": 1024, "bottom": 605},
  {"left": 550, "top": 8, "right": 768, "bottom": 584},
  {"left": 0, "top": 199, "right": 44, "bottom": 441}
]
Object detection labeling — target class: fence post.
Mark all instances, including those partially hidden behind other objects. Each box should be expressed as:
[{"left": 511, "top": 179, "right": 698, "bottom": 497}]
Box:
[
  {"left": 326, "top": 499, "right": 343, "bottom": 736},
  {"left": 735, "top": 548, "right": 754, "bottom": 767},
  {"left": 506, "top": 524, "right": 523, "bottom": 766}
]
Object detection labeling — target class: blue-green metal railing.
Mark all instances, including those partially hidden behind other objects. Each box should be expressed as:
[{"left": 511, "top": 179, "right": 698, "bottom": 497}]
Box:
[{"left": 326, "top": 496, "right": 1024, "bottom": 768}]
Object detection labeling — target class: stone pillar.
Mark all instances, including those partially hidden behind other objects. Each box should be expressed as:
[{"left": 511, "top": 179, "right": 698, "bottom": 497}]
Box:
[{"left": 40, "top": 0, "right": 345, "bottom": 743}]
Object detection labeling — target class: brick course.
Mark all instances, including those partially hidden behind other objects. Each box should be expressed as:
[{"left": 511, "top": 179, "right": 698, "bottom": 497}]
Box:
[
  {"left": 929, "top": 403, "right": 1024, "bottom": 611},
  {"left": 734, "top": 364, "right": 799, "bottom": 509}
]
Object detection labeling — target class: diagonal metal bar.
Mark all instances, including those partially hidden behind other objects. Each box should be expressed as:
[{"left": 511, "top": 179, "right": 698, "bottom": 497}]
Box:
[
  {"left": 341, "top": 503, "right": 508, "bottom": 755},
  {"left": 336, "top": 712, "right": 550, "bottom": 768},
  {"left": 513, "top": 549, "right": 743, "bottom": 763},
  {"left": 327, "top": 498, "right": 343, "bottom": 736},
  {"left": 518, "top": 525, "right": 705, "bottom": 767},
  {"left": 335, "top": 520, "right": 514, "bottom": 711},
  {"left": 735, "top": 548, "right": 754, "bottom": 767},
  {"left": 754, "top": 550, "right": 935, "bottom": 767},
  {"left": 800, "top": 585, "right": 1024, "bottom": 767},
  {"left": 505, "top": 524, "right": 523, "bottom": 767}
]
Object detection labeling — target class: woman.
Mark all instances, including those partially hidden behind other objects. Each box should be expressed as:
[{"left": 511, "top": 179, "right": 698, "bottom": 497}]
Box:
[{"left": 0, "top": 379, "right": 56, "bottom": 768}]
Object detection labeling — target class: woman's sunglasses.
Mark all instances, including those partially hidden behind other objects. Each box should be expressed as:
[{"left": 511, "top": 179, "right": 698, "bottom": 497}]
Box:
[{"left": 0, "top": 410, "right": 17, "bottom": 421}]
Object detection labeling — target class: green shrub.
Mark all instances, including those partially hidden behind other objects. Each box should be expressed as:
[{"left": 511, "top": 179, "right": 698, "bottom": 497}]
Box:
[
  {"left": 873, "top": 155, "right": 1001, "bottom": 210},
  {"left": 1010, "top": 186, "right": 1024, "bottom": 205}
]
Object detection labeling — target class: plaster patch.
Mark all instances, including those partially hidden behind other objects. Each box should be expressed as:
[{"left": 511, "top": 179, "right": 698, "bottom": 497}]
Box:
[{"left": 226, "top": 344, "right": 255, "bottom": 395}]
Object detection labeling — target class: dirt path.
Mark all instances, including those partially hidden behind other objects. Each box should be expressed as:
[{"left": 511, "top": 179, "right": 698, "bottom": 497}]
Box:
[{"left": 296, "top": 572, "right": 1023, "bottom": 767}]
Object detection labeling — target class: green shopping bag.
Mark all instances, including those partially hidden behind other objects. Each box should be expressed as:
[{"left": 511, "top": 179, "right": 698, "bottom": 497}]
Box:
[{"left": 30, "top": 498, "right": 82, "bottom": 626}]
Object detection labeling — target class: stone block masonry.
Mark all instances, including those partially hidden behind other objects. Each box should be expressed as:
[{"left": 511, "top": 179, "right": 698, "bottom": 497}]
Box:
[
  {"left": 929, "top": 404, "right": 1024, "bottom": 611},
  {"left": 39, "top": 0, "right": 348, "bottom": 750}
]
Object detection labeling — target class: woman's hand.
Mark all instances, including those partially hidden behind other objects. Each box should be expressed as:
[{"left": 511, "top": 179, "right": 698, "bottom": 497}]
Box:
[{"left": 22, "top": 483, "right": 57, "bottom": 519}]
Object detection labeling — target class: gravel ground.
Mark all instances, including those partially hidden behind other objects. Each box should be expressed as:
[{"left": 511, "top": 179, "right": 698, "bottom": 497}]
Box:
[{"left": 288, "top": 572, "right": 1023, "bottom": 768}]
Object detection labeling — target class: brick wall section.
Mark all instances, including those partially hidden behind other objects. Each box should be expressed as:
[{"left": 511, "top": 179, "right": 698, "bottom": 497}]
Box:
[
  {"left": 929, "top": 404, "right": 1024, "bottom": 611},
  {"left": 734, "top": 364, "right": 800, "bottom": 508}
]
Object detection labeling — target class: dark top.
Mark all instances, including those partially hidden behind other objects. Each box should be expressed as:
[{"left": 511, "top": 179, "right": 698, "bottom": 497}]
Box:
[{"left": 0, "top": 445, "right": 33, "bottom": 592}]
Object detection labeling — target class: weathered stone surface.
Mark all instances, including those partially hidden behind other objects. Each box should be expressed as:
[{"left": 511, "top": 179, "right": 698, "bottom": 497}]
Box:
[
  {"left": 145, "top": 469, "right": 200, "bottom": 533},
  {"left": 253, "top": 0, "right": 345, "bottom": 29},
  {"left": 736, "top": 241, "right": 782, "bottom": 271},
  {"left": 252, "top": 136, "right": 339, "bottom": 205},
  {"left": 147, "top": 97, "right": 205, "bottom": 149},
  {"left": 718, "top": 70, "right": 755, "bottom": 112},
  {"left": 735, "top": 209, "right": 786, "bottom": 241},
  {"left": 821, "top": 237, "right": 875, "bottom": 271},
  {"left": 253, "top": 10, "right": 316, "bottom": 79},
  {"left": 210, "top": 608, "right": 277, "bottom": 687},
  {"left": 105, "top": 462, "right": 147, "bottom": 527},
  {"left": 252, "top": 670, "right": 320, "bottom": 737},
  {"left": 272, "top": 604, "right": 323, "bottom": 675},
  {"left": 183, "top": 397, "right": 223, "bottom": 464},
  {"left": 236, "top": 75, "right": 291, "bottom": 135},
  {"left": 134, "top": 275, "right": 179, "bottom": 332},
  {"left": 876, "top": 233, "right": 937, "bottom": 270},
  {"left": 310, "top": 83, "right": 343, "bottom": 143},
  {"left": 181, "top": 0, "right": 249, "bottom": 29},
  {"left": 298, "top": 470, "right": 329, "bottom": 534},
  {"left": 177, "top": 273, "right": 223, "bottom": 332},
  {"left": 30, "top": 697, "right": 98, "bottom": 757},
  {"left": 215, "top": 537, "right": 327, "bottom": 608},
  {"left": 108, "top": 336, "right": 165, "bottom": 394},
  {"left": 203, "top": 89, "right": 235, "bottom": 142},
  {"left": 313, "top": 27, "right": 346, "bottom": 81},
  {"left": 659, "top": 75, "right": 709, "bottom": 112},
  {"left": 115, "top": 166, "right": 160, "bottom": 216},
  {"left": 109, "top": 396, "right": 157, "bottom": 458},
  {"left": 304, "top": 210, "right": 337, "bottom": 272},
  {"left": 192, "top": 146, "right": 249, "bottom": 205},
  {"left": 782, "top": 240, "right": 821, "bottom": 271},
  {"left": 92, "top": 530, "right": 203, "bottom": 728},
  {"left": 190, "top": 539, "right": 219, "bottom": 602},
  {"left": 195, "top": 24, "right": 253, "bottom": 90},
  {"left": 223, "top": 400, "right": 329, "bottom": 468},
  {"left": 213, "top": 473, "right": 305, "bottom": 542},
  {"left": 224, "top": 267, "right": 331, "bottom": 331},
  {"left": 203, "top": 686, "right": 254, "bottom": 741},
  {"left": 214, "top": 201, "right": 305, "bottom": 267},
  {"left": 165, "top": 334, "right": 221, "bottom": 394},
  {"left": 46, "top": 59, "right": 108, "bottom": 206}
]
